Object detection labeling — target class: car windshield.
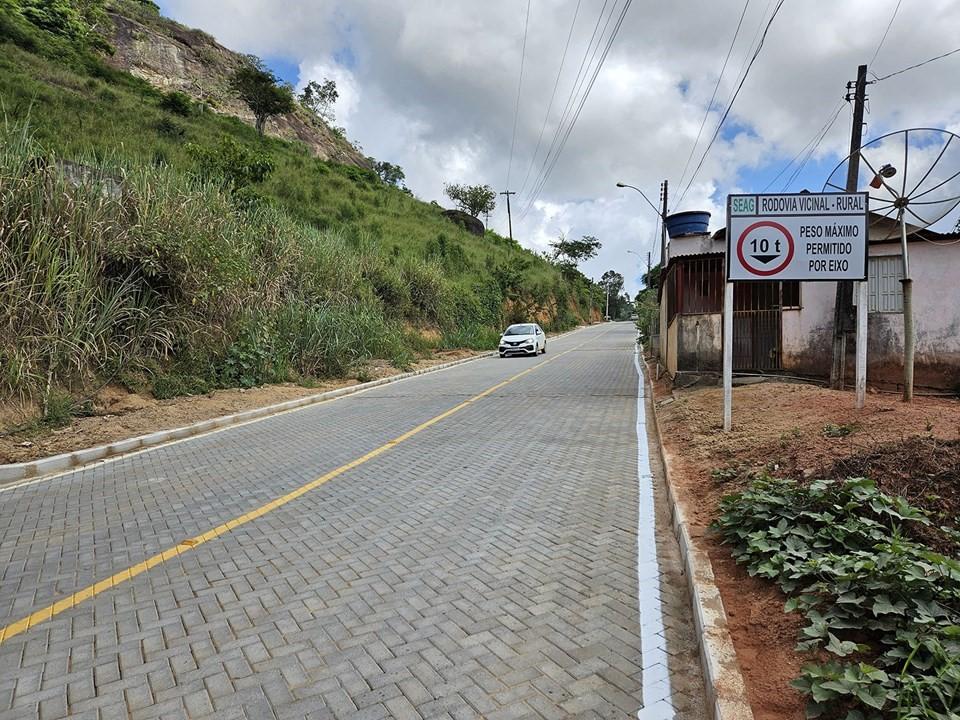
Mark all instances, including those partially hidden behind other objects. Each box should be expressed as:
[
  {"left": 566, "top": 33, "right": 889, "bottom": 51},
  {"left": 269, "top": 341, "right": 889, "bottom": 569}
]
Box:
[{"left": 504, "top": 325, "right": 536, "bottom": 336}]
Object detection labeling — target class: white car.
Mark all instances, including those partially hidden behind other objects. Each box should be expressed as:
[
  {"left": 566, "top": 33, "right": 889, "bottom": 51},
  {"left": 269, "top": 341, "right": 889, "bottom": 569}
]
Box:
[{"left": 498, "top": 323, "right": 546, "bottom": 357}]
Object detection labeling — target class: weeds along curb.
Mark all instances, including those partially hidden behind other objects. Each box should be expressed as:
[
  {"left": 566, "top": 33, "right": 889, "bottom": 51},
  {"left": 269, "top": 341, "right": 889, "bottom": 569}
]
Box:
[
  {"left": 642, "top": 355, "right": 755, "bottom": 720},
  {"left": 0, "top": 326, "right": 590, "bottom": 486}
]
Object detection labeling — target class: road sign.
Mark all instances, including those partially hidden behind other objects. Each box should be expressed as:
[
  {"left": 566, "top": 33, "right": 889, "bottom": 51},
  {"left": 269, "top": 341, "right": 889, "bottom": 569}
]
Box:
[{"left": 726, "top": 192, "right": 868, "bottom": 281}]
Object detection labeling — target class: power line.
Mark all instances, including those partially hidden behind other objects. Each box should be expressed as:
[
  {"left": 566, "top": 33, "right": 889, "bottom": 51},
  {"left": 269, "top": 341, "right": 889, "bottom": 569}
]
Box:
[
  {"left": 674, "top": 0, "right": 751, "bottom": 196},
  {"left": 779, "top": 101, "right": 846, "bottom": 191},
  {"left": 871, "top": 46, "right": 960, "bottom": 82},
  {"left": 517, "top": 0, "right": 583, "bottom": 197},
  {"left": 673, "top": 0, "right": 785, "bottom": 210},
  {"left": 764, "top": 2, "right": 898, "bottom": 197},
  {"left": 505, "top": 0, "right": 533, "bottom": 189},
  {"left": 520, "top": 0, "right": 633, "bottom": 218},
  {"left": 518, "top": 0, "right": 614, "bottom": 212},
  {"left": 869, "top": 0, "right": 901, "bottom": 67},
  {"left": 759, "top": 100, "right": 844, "bottom": 193}
]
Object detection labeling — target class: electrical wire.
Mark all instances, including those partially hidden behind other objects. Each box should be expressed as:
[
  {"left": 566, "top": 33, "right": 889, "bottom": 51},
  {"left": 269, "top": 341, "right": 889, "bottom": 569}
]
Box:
[
  {"left": 872, "top": 46, "right": 960, "bottom": 82},
  {"left": 519, "top": 0, "right": 633, "bottom": 219},
  {"left": 505, "top": 0, "right": 533, "bottom": 190},
  {"left": 778, "top": 101, "right": 846, "bottom": 192},
  {"left": 518, "top": 0, "right": 615, "bottom": 214},
  {"left": 759, "top": 102, "right": 842, "bottom": 192},
  {"left": 674, "top": 0, "right": 751, "bottom": 197},
  {"left": 869, "top": 0, "right": 901, "bottom": 67},
  {"left": 516, "top": 0, "right": 583, "bottom": 198},
  {"left": 673, "top": 0, "right": 786, "bottom": 210}
]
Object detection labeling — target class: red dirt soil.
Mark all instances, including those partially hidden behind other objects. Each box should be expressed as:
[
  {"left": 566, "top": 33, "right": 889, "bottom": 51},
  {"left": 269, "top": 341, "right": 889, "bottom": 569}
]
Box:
[{"left": 652, "top": 374, "right": 960, "bottom": 720}]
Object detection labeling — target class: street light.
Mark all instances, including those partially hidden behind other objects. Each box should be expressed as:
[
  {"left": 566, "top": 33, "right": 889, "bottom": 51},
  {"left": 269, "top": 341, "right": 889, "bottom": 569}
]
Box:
[
  {"left": 616, "top": 182, "right": 662, "bottom": 217},
  {"left": 616, "top": 180, "right": 668, "bottom": 266}
]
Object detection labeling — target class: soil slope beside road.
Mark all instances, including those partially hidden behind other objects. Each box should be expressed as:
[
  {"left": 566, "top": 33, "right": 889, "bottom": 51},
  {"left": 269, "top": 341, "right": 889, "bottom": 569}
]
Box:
[{"left": 652, "top": 377, "right": 960, "bottom": 720}]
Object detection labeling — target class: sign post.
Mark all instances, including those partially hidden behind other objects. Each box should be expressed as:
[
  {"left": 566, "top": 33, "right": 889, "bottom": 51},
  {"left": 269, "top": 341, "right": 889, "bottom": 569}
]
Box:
[
  {"left": 724, "top": 192, "right": 869, "bottom": 430},
  {"left": 723, "top": 282, "right": 733, "bottom": 431}
]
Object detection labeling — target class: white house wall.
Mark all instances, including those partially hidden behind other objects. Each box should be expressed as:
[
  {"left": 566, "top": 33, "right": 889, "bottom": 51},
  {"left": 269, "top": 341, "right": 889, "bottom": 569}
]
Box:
[{"left": 781, "top": 242, "right": 960, "bottom": 389}]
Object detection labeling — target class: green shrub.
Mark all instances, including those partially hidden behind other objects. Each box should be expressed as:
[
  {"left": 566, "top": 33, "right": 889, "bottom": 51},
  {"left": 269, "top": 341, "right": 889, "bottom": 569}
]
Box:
[
  {"left": 151, "top": 372, "right": 210, "bottom": 399},
  {"left": 716, "top": 476, "right": 960, "bottom": 719},
  {"left": 154, "top": 116, "right": 184, "bottom": 138},
  {"left": 186, "top": 136, "right": 273, "bottom": 191},
  {"left": 440, "top": 324, "right": 501, "bottom": 351},
  {"left": 159, "top": 90, "right": 193, "bottom": 116},
  {"left": 42, "top": 389, "right": 74, "bottom": 427}
]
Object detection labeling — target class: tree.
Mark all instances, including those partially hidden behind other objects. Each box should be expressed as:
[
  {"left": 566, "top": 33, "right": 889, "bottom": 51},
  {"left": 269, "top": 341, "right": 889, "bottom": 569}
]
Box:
[
  {"left": 443, "top": 183, "right": 496, "bottom": 219},
  {"left": 599, "top": 270, "right": 625, "bottom": 318},
  {"left": 374, "top": 160, "right": 405, "bottom": 187},
  {"left": 299, "top": 79, "right": 338, "bottom": 123},
  {"left": 17, "top": 0, "right": 108, "bottom": 40},
  {"left": 550, "top": 234, "right": 601, "bottom": 265},
  {"left": 642, "top": 263, "right": 662, "bottom": 291},
  {"left": 600, "top": 270, "right": 624, "bottom": 297},
  {"left": 230, "top": 56, "right": 295, "bottom": 136}
]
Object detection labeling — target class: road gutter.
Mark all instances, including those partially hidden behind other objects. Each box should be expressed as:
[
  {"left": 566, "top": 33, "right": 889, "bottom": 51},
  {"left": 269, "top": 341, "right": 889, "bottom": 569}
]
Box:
[
  {"left": 636, "top": 347, "right": 755, "bottom": 720},
  {"left": 0, "top": 326, "right": 590, "bottom": 488}
]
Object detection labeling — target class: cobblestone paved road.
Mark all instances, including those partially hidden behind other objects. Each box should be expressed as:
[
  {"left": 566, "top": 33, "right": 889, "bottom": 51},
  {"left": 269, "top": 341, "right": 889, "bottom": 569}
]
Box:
[{"left": 0, "top": 323, "right": 705, "bottom": 719}]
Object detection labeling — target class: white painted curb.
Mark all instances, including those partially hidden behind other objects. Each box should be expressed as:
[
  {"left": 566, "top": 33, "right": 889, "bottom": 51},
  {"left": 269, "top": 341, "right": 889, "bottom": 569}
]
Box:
[
  {"left": 640, "top": 353, "right": 755, "bottom": 720},
  {"left": 0, "top": 325, "right": 590, "bottom": 485}
]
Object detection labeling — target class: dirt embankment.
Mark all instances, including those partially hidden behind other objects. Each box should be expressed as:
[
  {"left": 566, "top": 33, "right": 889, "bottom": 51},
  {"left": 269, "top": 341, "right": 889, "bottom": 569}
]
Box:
[
  {"left": 652, "top": 375, "right": 960, "bottom": 720},
  {"left": 0, "top": 349, "right": 481, "bottom": 465}
]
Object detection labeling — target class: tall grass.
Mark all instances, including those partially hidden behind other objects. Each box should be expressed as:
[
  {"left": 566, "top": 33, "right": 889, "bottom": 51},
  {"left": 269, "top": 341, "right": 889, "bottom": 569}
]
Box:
[
  {"left": 0, "top": 6, "right": 592, "bottom": 409},
  {"left": 0, "top": 120, "right": 413, "bottom": 401},
  {"left": 0, "top": 120, "right": 177, "bottom": 402}
]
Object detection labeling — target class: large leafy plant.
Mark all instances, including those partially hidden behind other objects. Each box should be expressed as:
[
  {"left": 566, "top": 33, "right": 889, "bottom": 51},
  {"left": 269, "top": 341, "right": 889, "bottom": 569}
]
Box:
[{"left": 715, "top": 476, "right": 960, "bottom": 719}]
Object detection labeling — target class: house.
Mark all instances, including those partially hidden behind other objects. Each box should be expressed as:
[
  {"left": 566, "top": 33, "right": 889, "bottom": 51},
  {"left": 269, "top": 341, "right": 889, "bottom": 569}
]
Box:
[{"left": 656, "top": 211, "right": 960, "bottom": 391}]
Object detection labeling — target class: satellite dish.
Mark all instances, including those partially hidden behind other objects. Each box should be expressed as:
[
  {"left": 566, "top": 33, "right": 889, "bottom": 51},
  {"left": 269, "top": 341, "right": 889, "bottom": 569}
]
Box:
[
  {"left": 823, "top": 128, "right": 960, "bottom": 402},
  {"left": 825, "top": 128, "right": 960, "bottom": 235}
]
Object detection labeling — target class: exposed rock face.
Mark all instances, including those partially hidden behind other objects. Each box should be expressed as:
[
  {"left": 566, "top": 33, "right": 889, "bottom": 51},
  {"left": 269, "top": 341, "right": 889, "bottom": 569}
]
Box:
[
  {"left": 105, "top": 11, "right": 370, "bottom": 168},
  {"left": 441, "top": 209, "right": 485, "bottom": 236}
]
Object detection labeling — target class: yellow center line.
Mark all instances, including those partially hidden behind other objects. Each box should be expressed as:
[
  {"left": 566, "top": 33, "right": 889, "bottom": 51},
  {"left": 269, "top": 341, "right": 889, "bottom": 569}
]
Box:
[{"left": 0, "top": 329, "right": 606, "bottom": 646}]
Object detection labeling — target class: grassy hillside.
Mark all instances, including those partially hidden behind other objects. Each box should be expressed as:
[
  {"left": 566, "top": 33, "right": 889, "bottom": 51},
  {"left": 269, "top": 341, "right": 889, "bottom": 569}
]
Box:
[{"left": 0, "top": 1, "right": 599, "bottom": 420}]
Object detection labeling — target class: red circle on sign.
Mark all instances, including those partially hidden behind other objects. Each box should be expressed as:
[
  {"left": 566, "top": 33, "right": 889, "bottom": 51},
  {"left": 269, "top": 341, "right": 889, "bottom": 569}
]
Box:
[{"left": 736, "top": 220, "right": 794, "bottom": 276}]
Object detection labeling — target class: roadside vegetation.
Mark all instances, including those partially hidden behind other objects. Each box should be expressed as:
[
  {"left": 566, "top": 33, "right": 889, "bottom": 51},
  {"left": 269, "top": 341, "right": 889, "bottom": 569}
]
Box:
[
  {"left": 716, "top": 473, "right": 960, "bottom": 719},
  {"left": 0, "top": 0, "right": 603, "bottom": 425}
]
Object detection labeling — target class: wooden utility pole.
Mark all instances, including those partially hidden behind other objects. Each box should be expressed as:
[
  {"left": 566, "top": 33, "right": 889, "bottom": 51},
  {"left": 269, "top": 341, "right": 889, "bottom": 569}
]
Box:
[
  {"left": 659, "top": 180, "right": 669, "bottom": 266},
  {"left": 500, "top": 190, "right": 516, "bottom": 242},
  {"left": 830, "top": 64, "right": 868, "bottom": 390}
]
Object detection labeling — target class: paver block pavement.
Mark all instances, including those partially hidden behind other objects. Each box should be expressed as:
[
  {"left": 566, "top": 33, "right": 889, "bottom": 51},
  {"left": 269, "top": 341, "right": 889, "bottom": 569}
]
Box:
[{"left": 0, "top": 324, "right": 705, "bottom": 718}]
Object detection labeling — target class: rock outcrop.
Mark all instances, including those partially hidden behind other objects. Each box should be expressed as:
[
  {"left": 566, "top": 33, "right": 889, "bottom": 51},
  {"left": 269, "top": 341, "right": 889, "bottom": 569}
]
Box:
[
  {"left": 105, "top": 11, "right": 370, "bottom": 168},
  {"left": 441, "top": 209, "right": 485, "bottom": 236}
]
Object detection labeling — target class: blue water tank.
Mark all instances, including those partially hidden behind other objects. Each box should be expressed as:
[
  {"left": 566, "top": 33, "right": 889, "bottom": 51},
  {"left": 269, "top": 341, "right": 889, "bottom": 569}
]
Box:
[{"left": 665, "top": 210, "right": 711, "bottom": 238}]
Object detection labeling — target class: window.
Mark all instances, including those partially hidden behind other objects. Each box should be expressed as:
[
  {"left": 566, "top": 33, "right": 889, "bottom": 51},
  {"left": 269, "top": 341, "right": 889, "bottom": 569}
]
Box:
[
  {"left": 665, "top": 256, "right": 723, "bottom": 320},
  {"left": 868, "top": 256, "right": 903, "bottom": 313},
  {"left": 781, "top": 281, "right": 801, "bottom": 309}
]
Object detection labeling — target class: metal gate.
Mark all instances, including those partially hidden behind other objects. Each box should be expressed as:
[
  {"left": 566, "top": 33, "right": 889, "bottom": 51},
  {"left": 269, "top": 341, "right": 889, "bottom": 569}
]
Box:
[{"left": 733, "top": 283, "right": 782, "bottom": 371}]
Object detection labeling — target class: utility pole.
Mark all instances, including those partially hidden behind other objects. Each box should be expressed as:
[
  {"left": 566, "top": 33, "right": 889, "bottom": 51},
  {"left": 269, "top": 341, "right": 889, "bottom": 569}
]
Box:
[
  {"left": 659, "top": 180, "right": 669, "bottom": 266},
  {"left": 500, "top": 190, "right": 516, "bottom": 242},
  {"left": 646, "top": 251, "right": 651, "bottom": 283},
  {"left": 830, "top": 64, "right": 868, "bottom": 390}
]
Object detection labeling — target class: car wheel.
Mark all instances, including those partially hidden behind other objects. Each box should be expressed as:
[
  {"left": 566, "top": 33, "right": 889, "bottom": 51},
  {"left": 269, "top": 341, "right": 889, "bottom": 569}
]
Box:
[
  {"left": 541, "top": 345, "right": 546, "bottom": 354},
  {"left": 499, "top": 353, "right": 506, "bottom": 358}
]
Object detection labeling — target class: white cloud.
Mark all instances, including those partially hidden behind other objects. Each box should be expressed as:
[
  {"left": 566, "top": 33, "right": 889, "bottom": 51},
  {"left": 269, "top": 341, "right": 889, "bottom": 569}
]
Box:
[{"left": 162, "top": 0, "right": 960, "bottom": 293}]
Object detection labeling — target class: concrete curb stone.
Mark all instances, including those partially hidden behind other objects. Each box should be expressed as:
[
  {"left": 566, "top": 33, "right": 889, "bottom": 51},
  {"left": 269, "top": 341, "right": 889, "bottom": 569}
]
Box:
[
  {"left": 642, "top": 355, "right": 755, "bottom": 720},
  {"left": 0, "top": 325, "right": 589, "bottom": 486}
]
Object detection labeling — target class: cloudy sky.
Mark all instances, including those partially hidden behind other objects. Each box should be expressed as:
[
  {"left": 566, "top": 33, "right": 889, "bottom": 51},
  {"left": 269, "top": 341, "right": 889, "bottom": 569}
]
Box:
[{"left": 158, "top": 0, "right": 960, "bottom": 294}]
